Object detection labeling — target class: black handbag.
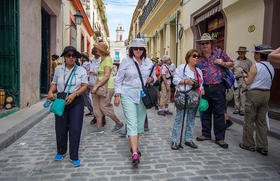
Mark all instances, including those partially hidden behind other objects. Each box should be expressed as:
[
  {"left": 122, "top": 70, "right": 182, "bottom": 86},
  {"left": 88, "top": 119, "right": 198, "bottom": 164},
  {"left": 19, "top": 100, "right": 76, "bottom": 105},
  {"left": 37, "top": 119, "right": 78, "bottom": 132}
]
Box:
[
  {"left": 134, "top": 61, "right": 158, "bottom": 109},
  {"left": 174, "top": 64, "right": 200, "bottom": 110}
]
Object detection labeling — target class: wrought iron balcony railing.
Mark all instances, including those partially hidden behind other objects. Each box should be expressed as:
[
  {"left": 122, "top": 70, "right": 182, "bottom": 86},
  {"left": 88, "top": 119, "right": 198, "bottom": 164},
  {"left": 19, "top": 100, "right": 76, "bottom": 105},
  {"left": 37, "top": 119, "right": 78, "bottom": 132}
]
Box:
[{"left": 139, "top": 0, "right": 159, "bottom": 29}]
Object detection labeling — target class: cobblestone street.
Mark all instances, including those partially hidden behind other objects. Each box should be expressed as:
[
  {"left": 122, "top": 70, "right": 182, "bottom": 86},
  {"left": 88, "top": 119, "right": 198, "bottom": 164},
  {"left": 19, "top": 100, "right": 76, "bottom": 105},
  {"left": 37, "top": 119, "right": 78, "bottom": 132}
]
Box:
[{"left": 0, "top": 104, "right": 280, "bottom": 181}]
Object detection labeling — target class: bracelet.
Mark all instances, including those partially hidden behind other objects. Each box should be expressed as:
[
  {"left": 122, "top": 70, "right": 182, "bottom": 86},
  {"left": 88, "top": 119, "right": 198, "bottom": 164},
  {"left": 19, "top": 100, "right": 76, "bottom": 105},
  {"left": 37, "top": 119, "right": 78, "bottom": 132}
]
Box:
[{"left": 114, "top": 94, "right": 120, "bottom": 97}]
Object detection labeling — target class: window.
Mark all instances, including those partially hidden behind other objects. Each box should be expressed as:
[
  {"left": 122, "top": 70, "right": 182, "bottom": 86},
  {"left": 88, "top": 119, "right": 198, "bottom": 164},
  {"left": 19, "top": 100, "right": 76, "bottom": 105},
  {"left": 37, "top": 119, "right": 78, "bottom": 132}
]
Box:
[
  {"left": 92, "top": 12, "right": 95, "bottom": 26},
  {"left": 81, "top": 34, "right": 84, "bottom": 52},
  {"left": 120, "top": 35, "right": 122, "bottom": 41},
  {"left": 70, "top": 20, "right": 77, "bottom": 48}
]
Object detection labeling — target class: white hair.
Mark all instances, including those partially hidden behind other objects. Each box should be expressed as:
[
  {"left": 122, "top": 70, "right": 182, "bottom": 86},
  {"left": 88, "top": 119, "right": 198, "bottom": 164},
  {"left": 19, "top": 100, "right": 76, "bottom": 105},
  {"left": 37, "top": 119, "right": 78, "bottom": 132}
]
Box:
[{"left": 162, "top": 55, "right": 170, "bottom": 63}]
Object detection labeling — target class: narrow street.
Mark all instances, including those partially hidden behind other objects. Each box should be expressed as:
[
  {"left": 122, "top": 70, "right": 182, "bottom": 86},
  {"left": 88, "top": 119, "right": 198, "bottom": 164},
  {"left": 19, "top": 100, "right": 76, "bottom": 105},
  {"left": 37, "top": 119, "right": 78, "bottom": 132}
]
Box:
[{"left": 0, "top": 104, "right": 279, "bottom": 181}]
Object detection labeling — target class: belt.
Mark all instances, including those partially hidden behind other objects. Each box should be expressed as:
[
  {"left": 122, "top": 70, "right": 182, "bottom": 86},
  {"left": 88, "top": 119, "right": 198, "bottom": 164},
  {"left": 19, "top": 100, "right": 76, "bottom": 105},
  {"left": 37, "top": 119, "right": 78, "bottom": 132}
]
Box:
[
  {"left": 204, "top": 84, "right": 221, "bottom": 88},
  {"left": 242, "top": 88, "right": 270, "bottom": 93},
  {"left": 249, "top": 88, "right": 270, "bottom": 92}
]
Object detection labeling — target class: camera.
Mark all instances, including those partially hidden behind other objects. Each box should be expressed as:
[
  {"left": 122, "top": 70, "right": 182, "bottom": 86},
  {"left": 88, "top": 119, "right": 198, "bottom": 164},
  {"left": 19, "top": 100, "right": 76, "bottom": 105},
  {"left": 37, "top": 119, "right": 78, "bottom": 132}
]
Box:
[
  {"left": 192, "top": 80, "right": 199, "bottom": 89},
  {"left": 57, "top": 92, "right": 67, "bottom": 99}
]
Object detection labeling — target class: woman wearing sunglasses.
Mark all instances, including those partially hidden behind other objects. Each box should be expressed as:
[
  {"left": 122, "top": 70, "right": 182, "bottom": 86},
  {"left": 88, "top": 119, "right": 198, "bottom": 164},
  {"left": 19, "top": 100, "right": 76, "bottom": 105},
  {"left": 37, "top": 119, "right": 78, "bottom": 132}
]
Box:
[
  {"left": 114, "top": 39, "right": 156, "bottom": 166},
  {"left": 48, "top": 46, "right": 88, "bottom": 167},
  {"left": 171, "top": 49, "right": 205, "bottom": 150}
]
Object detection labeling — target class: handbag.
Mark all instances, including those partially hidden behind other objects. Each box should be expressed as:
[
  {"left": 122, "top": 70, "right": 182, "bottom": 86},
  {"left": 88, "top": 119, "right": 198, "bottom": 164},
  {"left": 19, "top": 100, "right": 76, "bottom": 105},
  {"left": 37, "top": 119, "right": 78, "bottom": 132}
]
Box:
[
  {"left": 134, "top": 61, "right": 158, "bottom": 109},
  {"left": 174, "top": 64, "right": 200, "bottom": 110},
  {"left": 50, "top": 66, "right": 77, "bottom": 116},
  {"left": 218, "top": 50, "right": 236, "bottom": 89},
  {"left": 95, "top": 81, "right": 108, "bottom": 97}
]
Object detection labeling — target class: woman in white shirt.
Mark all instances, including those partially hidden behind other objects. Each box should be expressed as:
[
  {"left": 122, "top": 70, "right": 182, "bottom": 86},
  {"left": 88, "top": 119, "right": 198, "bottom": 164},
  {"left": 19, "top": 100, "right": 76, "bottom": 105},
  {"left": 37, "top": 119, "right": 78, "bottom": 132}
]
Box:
[
  {"left": 171, "top": 49, "right": 205, "bottom": 150},
  {"left": 240, "top": 44, "right": 275, "bottom": 156},
  {"left": 114, "top": 39, "right": 155, "bottom": 167},
  {"left": 48, "top": 46, "right": 88, "bottom": 167}
]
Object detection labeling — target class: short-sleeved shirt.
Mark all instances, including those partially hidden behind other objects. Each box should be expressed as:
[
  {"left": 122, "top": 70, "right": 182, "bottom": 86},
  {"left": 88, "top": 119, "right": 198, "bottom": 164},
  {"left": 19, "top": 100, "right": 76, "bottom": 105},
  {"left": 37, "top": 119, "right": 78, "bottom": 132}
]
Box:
[
  {"left": 81, "top": 61, "right": 91, "bottom": 72},
  {"left": 51, "top": 63, "right": 88, "bottom": 93},
  {"left": 233, "top": 57, "right": 252, "bottom": 78},
  {"left": 196, "top": 48, "right": 232, "bottom": 85},
  {"left": 161, "top": 64, "right": 172, "bottom": 85},
  {"left": 98, "top": 56, "right": 114, "bottom": 89}
]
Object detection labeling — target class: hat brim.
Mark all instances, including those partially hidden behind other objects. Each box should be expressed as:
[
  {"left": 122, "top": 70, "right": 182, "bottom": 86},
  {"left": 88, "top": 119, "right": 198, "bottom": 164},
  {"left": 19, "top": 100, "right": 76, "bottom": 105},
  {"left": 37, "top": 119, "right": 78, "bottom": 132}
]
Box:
[
  {"left": 252, "top": 49, "right": 274, "bottom": 54},
  {"left": 128, "top": 45, "right": 147, "bottom": 48},
  {"left": 61, "top": 51, "right": 81, "bottom": 58}
]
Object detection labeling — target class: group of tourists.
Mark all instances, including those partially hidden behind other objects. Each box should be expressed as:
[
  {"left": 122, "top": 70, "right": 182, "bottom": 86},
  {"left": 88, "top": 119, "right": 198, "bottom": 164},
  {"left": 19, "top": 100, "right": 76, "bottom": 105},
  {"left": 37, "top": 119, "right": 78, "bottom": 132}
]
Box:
[{"left": 48, "top": 32, "right": 276, "bottom": 167}]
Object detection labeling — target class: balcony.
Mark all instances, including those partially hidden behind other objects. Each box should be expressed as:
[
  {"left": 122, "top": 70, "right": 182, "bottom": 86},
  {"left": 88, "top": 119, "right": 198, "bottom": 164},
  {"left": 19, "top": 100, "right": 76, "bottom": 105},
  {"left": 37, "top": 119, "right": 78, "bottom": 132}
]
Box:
[{"left": 139, "top": 0, "right": 159, "bottom": 29}]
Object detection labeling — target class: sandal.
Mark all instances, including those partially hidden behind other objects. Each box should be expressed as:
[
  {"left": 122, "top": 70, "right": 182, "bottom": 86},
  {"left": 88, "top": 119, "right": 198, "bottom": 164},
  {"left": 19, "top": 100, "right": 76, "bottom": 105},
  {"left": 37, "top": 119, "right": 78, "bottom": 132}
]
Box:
[{"left": 239, "top": 143, "right": 255, "bottom": 152}]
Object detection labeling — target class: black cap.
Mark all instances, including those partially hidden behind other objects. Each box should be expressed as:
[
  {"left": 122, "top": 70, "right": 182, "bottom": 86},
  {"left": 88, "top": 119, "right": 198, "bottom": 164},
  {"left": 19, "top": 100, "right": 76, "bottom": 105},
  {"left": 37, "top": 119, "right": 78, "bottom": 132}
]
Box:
[{"left": 61, "top": 46, "right": 81, "bottom": 58}]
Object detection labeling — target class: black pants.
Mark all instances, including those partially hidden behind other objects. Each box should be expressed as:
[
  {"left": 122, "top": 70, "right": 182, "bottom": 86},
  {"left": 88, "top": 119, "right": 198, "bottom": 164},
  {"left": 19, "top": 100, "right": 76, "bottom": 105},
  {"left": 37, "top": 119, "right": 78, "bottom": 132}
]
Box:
[
  {"left": 202, "top": 84, "right": 226, "bottom": 141},
  {"left": 55, "top": 96, "right": 84, "bottom": 161}
]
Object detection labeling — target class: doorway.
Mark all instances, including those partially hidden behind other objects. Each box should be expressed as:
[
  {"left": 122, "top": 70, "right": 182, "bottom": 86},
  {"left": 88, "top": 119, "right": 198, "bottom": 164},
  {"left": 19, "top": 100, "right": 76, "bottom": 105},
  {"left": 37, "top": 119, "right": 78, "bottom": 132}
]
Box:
[{"left": 41, "top": 8, "right": 51, "bottom": 95}]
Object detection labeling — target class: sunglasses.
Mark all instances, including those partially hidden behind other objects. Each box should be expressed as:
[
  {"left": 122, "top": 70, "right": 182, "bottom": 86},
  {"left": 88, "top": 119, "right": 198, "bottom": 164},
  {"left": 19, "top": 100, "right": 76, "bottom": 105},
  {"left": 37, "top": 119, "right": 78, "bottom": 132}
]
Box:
[
  {"left": 192, "top": 54, "right": 200, "bottom": 59},
  {"left": 65, "top": 53, "right": 76, "bottom": 58},
  {"left": 201, "top": 42, "right": 210, "bottom": 46},
  {"left": 133, "top": 47, "right": 145, "bottom": 51}
]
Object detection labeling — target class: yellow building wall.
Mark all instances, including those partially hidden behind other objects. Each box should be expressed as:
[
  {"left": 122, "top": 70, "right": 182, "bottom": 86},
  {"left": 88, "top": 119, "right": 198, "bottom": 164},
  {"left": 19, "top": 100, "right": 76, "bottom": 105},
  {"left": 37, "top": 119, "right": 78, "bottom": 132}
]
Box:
[{"left": 223, "top": 0, "right": 265, "bottom": 61}]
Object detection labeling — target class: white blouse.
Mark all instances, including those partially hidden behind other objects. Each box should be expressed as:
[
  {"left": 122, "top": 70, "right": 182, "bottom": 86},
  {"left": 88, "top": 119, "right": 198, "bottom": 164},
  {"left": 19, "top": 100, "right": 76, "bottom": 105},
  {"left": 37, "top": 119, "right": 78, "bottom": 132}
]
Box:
[
  {"left": 51, "top": 63, "right": 88, "bottom": 93},
  {"left": 114, "top": 56, "right": 156, "bottom": 103},
  {"left": 173, "top": 64, "right": 204, "bottom": 92}
]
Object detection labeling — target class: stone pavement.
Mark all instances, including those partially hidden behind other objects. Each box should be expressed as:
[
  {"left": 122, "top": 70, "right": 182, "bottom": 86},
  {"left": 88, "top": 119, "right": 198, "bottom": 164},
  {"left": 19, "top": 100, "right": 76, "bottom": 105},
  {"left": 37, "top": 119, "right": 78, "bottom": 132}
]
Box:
[{"left": 0, "top": 103, "right": 280, "bottom": 181}]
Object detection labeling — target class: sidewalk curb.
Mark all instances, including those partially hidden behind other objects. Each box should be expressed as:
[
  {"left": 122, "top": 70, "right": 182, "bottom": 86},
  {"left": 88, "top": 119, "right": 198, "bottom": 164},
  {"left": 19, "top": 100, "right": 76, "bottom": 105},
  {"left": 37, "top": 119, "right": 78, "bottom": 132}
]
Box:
[
  {"left": 228, "top": 115, "right": 280, "bottom": 140},
  {"left": 0, "top": 109, "right": 50, "bottom": 151}
]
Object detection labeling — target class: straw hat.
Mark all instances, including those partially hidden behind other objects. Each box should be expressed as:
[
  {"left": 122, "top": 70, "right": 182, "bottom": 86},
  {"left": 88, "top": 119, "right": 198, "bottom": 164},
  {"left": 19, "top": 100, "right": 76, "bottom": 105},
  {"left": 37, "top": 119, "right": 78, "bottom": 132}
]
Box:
[
  {"left": 236, "top": 46, "right": 249, "bottom": 52},
  {"left": 196, "top": 33, "right": 216, "bottom": 42},
  {"left": 94, "top": 42, "right": 110, "bottom": 55},
  {"left": 128, "top": 38, "right": 147, "bottom": 48}
]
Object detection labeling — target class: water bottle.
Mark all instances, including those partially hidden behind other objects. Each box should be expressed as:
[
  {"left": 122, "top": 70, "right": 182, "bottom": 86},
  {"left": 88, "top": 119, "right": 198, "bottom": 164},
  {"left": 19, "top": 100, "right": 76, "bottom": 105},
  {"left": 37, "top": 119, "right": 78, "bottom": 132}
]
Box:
[
  {"left": 141, "top": 91, "right": 146, "bottom": 98},
  {"left": 43, "top": 98, "right": 52, "bottom": 108}
]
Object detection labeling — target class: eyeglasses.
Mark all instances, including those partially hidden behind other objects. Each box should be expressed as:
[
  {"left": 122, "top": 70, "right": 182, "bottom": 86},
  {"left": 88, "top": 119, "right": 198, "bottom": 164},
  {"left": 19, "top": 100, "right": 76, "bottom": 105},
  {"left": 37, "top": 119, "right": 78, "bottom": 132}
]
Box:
[
  {"left": 192, "top": 54, "right": 200, "bottom": 59},
  {"left": 201, "top": 42, "right": 210, "bottom": 46},
  {"left": 65, "top": 53, "right": 76, "bottom": 58},
  {"left": 133, "top": 47, "right": 145, "bottom": 51}
]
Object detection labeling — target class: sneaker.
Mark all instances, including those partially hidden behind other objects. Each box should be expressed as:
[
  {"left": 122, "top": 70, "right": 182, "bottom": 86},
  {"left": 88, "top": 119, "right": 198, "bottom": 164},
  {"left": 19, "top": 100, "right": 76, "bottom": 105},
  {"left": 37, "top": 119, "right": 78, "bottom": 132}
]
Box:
[
  {"left": 226, "top": 119, "right": 234, "bottom": 129},
  {"left": 112, "top": 123, "right": 124, "bottom": 133},
  {"left": 54, "top": 154, "right": 65, "bottom": 161},
  {"left": 164, "top": 110, "right": 173, "bottom": 115},
  {"left": 132, "top": 153, "right": 140, "bottom": 167},
  {"left": 130, "top": 148, "right": 142, "bottom": 157},
  {"left": 157, "top": 110, "right": 166, "bottom": 116},
  {"left": 171, "top": 142, "right": 179, "bottom": 150},
  {"left": 72, "top": 160, "right": 80, "bottom": 167},
  {"left": 89, "top": 128, "right": 104, "bottom": 134}
]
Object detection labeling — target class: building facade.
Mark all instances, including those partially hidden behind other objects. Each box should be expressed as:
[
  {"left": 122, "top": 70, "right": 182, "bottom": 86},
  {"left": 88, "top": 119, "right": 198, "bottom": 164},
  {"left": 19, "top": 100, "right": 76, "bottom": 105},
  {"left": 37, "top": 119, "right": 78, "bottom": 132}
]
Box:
[
  {"left": 129, "top": 0, "right": 280, "bottom": 117},
  {"left": 110, "top": 24, "right": 127, "bottom": 65}
]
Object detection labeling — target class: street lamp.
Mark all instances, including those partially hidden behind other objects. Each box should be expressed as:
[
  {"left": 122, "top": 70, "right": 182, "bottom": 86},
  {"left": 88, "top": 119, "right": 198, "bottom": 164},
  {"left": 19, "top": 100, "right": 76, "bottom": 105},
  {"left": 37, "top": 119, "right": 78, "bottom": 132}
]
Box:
[
  {"left": 65, "top": 10, "right": 83, "bottom": 28},
  {"left": 74, "top": 10, "right": 83, "bottom": 25}
]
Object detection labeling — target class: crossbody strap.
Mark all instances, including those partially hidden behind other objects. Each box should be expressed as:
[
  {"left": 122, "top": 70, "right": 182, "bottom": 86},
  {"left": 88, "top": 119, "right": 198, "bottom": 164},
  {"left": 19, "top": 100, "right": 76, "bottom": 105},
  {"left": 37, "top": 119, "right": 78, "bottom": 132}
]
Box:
[
  {"left": 133, "top": 61, "right": 145, "bottom": 90},
  {"left": 182, "top": 64, "right": 199, "bottom": 92},
  {"left": 66, "top": 66, "right": 78, "bottom": 98},
  {"left": 164, "top": 65, "right": 173, "bottom": 79},
  {"left": 63, "top": 66, "right": 76, "bottom": 92},
  {"left": 259, "top": 62, "right": 273, "bottom": 80}
]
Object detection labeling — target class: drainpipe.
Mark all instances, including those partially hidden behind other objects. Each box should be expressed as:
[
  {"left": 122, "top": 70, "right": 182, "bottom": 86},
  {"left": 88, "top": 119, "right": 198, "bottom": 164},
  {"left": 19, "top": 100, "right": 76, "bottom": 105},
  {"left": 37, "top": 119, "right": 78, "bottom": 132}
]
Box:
[{"left": 175, "top": 11, "right": 178, "bottom": 66}]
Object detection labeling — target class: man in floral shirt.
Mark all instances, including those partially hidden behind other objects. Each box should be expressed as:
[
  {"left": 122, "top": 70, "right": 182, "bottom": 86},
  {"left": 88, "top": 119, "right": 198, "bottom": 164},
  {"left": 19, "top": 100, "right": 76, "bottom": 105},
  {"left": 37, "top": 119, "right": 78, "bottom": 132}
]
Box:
[{"left": 196, "top": 33, "right": 233, "bottom": 149}]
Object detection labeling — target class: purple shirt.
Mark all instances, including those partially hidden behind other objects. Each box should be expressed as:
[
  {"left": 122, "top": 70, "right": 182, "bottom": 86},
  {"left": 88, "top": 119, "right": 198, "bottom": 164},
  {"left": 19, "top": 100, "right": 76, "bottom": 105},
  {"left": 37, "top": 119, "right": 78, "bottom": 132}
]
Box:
[{"left": 196, "top": 48, "right": 232, "bottom": 85}]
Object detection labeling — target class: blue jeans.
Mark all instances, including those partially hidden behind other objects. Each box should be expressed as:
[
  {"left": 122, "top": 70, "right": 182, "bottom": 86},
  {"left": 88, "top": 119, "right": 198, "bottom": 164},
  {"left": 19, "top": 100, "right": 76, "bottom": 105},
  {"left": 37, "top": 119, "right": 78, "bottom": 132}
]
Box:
[{"left": 171, "top": 108, "right": 197, "bottom": 143}]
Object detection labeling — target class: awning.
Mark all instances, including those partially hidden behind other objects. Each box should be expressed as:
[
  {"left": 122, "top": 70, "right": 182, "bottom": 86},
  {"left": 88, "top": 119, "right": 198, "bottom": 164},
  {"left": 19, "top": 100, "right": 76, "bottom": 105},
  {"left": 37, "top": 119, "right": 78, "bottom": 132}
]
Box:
[
  {"left": 194, "top": 5, "right": 221, "bottom": 25},
  {"left": 165, "top": 10, "right": 180, "bottom": 25}
]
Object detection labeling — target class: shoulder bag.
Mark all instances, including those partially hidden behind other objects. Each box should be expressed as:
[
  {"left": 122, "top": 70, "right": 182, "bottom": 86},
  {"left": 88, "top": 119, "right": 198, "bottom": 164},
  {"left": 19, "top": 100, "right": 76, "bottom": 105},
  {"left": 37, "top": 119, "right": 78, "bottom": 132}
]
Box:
[
  {"left": 50, "top": 66, "right": 77, "bottom": 116},
  {"left": 174, "top": 64, "right": 200, "bottom": 110},
  {"left": 164, "top": 65, "right": 175, "bottom": 88},
  {"left": 218, "top": 50, "right": 236, "bottom": 89},
  {"left": 134, "top": 61, "right": 158, "bottom": 109}
]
